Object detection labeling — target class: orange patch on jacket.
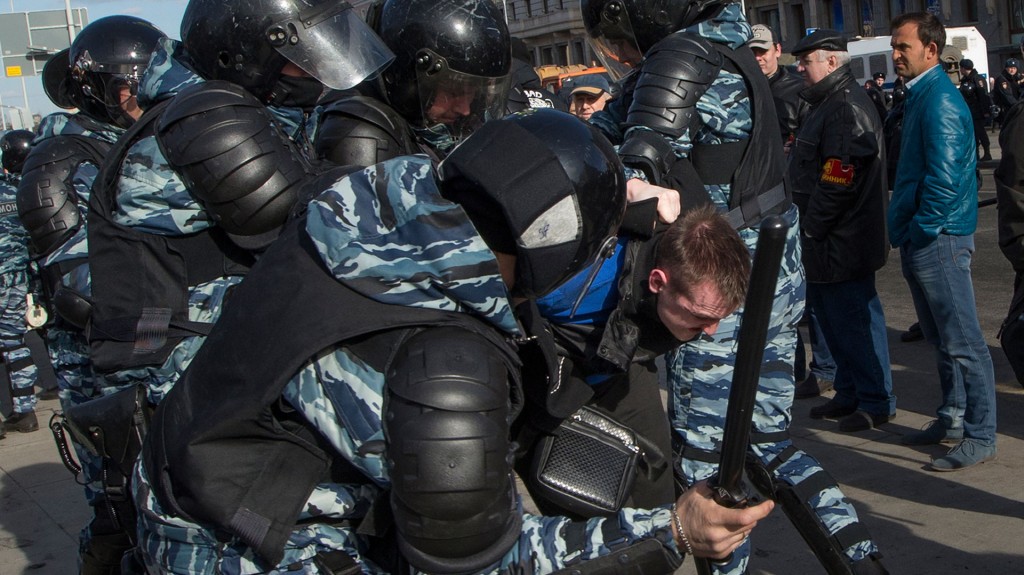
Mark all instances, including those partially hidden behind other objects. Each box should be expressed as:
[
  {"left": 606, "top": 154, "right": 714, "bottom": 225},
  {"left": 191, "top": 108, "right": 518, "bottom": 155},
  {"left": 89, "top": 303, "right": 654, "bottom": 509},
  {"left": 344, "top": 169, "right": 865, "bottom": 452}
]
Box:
[{"left": 820, "top": 158, "right": 854, "bottom": 186}]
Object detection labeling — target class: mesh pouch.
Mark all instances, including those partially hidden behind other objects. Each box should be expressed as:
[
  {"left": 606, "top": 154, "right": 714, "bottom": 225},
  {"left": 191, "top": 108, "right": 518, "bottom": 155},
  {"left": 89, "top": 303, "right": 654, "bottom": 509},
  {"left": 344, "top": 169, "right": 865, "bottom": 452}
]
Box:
[{"left": 530, "top": 405, "right": 641, "bottom": 517}]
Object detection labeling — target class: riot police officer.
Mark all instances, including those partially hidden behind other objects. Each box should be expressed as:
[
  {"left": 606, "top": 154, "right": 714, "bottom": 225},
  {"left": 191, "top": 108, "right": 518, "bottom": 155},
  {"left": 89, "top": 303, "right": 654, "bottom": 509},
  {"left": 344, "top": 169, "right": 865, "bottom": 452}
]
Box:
[
  {"left": 133, "top": 108, "right": 772, "bottom": 575},
  {"left": 315, "top": 0, "right": 511, "bottom": 167},
  {"left": 15, "top": 16, "right": 165, "bottom": 572},
  {"left": 74, "top": 1, "right": 391, "bottom": 569},
  {"left": 582, "top": 2, "right": 888, "bottom": 573},
  {"left": 0, "top": 129, "right": 39, "bottom": 438}
]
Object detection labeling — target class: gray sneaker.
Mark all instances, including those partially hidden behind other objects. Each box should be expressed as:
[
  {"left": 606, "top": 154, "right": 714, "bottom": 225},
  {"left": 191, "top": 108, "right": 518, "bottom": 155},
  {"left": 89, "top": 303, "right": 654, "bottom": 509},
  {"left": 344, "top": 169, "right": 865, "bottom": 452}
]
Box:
[
  {"left": 930, "top": 439, "right": 996, "bottom": 472},
  {"left": 900, "top": 420, "right": 963, "bottom": 445}
]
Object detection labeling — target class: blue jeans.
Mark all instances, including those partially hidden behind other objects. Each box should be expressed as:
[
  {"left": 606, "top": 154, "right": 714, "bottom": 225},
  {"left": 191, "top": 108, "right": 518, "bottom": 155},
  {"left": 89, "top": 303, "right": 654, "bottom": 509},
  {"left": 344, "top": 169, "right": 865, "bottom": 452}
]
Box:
[
  {"left": 900, "top": 234, "right": 996, "bottom": 444},
  {"left": 807, "top": 274, "right": 895, "bottom": 416},
  {"left": 795, "top": 305, "right": 837, "bottom": 381}
]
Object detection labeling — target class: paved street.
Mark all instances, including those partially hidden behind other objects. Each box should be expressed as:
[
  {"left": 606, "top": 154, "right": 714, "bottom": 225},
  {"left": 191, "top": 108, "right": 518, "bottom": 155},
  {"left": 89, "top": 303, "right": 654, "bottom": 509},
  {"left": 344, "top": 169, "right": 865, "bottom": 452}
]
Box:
[{"left": 2, "top": 142, "right": 1022, "bottom": 574}]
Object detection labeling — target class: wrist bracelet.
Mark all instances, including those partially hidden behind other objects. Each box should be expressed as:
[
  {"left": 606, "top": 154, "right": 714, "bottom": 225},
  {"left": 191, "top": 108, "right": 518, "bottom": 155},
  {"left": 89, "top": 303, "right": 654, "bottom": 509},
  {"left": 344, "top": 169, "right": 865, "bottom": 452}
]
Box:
[{"left": 671, "top": 506, "right": 694, "bottom": 556}]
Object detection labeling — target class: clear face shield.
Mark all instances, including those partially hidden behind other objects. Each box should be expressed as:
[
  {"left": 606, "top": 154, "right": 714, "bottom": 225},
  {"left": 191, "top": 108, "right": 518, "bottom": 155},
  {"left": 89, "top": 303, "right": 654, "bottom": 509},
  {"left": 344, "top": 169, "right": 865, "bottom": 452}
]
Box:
[
  {"left": 414, "top": 49, "right": 511, "bottom": 143},
  {"left": 586, "top": 3, "right": 644, "bottom": 80},
  {"left": 266, "top": 0, "right": 395, "bottom": 91},
  {"left": 71, "top": 50, "right": 143, "bottom": 127}
]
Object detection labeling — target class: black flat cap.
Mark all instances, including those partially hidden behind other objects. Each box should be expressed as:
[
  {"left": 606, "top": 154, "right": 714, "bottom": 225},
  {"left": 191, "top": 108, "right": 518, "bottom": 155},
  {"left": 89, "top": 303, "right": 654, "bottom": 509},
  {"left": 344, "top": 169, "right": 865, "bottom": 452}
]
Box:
[{"left": 792, "top": 29, "right": 848, "bottom": 56}]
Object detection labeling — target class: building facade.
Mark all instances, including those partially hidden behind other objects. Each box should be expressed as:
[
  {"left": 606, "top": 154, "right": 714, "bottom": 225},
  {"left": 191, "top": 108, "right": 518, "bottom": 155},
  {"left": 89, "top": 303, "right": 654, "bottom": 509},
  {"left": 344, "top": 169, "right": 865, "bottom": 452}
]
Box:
[
  {"left": 748, "top": 1, "right": 1016, "bottom": 76},
  {"left": 349, "top": 1, "right": 1018, "bottom": 80}
]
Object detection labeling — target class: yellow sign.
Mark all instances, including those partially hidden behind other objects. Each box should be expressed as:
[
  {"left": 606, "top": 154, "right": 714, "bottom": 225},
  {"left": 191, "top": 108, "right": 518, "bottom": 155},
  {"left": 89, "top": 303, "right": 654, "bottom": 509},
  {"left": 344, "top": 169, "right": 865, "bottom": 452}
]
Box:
[{"left": 6, "top": 65, "right": 22, "bottom": 77}]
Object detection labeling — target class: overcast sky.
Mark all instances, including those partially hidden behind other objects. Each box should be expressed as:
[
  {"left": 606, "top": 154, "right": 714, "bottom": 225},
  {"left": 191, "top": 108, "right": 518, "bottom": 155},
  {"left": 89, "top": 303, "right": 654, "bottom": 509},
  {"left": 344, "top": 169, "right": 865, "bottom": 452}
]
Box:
[{"left": 1, "top": 0, "right": 187, "bottom": 123}]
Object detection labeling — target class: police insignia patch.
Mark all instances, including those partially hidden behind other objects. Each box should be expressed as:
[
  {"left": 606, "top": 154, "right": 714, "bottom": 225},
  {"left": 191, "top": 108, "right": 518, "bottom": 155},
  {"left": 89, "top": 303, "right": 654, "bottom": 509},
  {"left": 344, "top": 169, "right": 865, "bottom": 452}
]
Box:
[{"left": 820, "top": 158, "right": 854, "bottom": 186}]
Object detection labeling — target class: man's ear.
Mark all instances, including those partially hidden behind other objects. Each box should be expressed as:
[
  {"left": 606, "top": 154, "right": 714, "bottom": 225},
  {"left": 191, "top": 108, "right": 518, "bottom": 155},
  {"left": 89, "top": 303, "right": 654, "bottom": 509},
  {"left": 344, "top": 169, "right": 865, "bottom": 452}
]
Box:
[{"left": 649, "top": 268, "right": 669, "bottom": 295}]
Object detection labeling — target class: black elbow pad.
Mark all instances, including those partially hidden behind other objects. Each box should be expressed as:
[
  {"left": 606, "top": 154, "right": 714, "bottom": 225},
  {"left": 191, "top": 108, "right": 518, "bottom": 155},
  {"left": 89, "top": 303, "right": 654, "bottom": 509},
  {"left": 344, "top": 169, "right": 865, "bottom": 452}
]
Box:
[
  {"left": 157, "top": 80, "right": 312, "bottom": 249},
  {"left": 16, "top": 137, "right": 90, "bottom": 257}
]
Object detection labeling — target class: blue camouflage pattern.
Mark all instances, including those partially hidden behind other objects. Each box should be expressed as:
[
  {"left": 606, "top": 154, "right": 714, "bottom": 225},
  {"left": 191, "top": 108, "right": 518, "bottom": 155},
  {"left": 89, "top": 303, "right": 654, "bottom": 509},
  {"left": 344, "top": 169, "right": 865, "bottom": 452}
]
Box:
[
  {"left": 24, "top": 112, "right": 122, "bottom": 561},
  {"left": 134, "top": 156, "right": 682, "bottom": 574},
  {"left": 659, "top": 6, "right": 879, "bottom": 572},
  {"left": 107, "top": 37, "right": 316, "bottom": 403},
  {"left": 0, "top": 174, "right": 39, "bottom": 414}
]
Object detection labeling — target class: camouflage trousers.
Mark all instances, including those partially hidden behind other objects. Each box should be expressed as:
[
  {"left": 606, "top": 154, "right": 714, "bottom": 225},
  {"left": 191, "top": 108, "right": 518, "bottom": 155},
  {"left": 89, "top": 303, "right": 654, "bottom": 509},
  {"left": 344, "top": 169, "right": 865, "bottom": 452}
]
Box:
[
  {"left": 666, "top": 206, "right": 878, "bottom": 574},
  {"left": 1, "top": 271, "right": 37, "bottom": 415}
]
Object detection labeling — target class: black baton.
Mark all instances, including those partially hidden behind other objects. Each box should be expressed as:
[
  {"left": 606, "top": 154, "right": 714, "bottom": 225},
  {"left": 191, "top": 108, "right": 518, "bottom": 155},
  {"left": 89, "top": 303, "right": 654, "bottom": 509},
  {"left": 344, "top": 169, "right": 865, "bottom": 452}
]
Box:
[{"left": 695, "top": 215, "right": 788, "bottom": 574}]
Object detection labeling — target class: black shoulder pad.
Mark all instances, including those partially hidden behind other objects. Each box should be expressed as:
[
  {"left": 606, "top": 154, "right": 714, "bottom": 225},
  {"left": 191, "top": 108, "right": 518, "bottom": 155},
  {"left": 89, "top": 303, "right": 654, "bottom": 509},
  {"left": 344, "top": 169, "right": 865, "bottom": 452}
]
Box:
[
  {"left": 157, "top": 80, "right": 312, "bottom": 246},
  {"left": 315, "top": 95, "right": 416, "bottom": 167},
  {"left": 16, "top": 136, "right": 102, "bottom": 256},
  {"left": 627, "top": 31, "right": 723, "bottom": 138}
]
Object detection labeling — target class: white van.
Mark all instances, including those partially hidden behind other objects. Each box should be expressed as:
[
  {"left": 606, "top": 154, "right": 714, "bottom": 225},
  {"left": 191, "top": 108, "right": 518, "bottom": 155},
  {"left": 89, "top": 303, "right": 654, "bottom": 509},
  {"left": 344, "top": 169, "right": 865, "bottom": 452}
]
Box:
[{"left": 846, "top": 26, "right": 989, "bottom": 89}]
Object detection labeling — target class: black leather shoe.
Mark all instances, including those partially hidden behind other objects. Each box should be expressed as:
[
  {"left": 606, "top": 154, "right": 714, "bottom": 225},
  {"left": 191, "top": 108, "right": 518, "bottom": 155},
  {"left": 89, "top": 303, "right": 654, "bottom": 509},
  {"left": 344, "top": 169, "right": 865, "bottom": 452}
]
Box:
[
  {"left": 5, "top": 410, "right": 39, "bottom": 433},
  {"left": 809, "top": 399, "right": 857, "bottom": 420},
  {"left": 900, "top": 322, "right": 923, "bottom": 342},
  {"left": 794, "top": 373, "right": 834, "bottom": 399},
  {"left": 838, "top": 410, "right": 894, "bottom": 432}
]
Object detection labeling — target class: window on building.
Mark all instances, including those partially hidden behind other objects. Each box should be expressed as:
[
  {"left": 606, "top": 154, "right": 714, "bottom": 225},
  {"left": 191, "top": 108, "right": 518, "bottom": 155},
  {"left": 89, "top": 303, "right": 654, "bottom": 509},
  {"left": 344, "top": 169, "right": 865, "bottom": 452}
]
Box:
[
  {"left": 817, "top": 0, "right": 837, "bottom": 30},
  {"left": 855, "top": 0, "right": 875, "bottom": 36},
  {"left": 790, "top": 4, "right": 806, "bottom": 43},
  {"left": 541, "top": 46, "right": 555, "bottom": 65},
  {"left": 757, "top": 8, "right": 781, "bottom": 41},
  {"left": 572, "top": 40, "right": 586, "bottom": 66},
  {"left": 555, "top": 42, "right": 569, "bottom": 66},
  {"left": 891, "top": 0, "right": 921, "bottom": 16},
  {"left": 962, "top": 0, "right": 978, "bottom": 22},
  {"left": 1013, "top": 0, "right": 1024, "bottom": 37}
]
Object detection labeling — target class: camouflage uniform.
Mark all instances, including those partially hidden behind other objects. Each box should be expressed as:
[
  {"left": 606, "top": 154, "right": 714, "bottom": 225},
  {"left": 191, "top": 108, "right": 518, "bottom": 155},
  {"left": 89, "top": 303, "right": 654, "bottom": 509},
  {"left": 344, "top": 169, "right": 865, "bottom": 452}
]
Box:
[
  {"left": 99, "top": 38, "right": 317, "bottom": 403},
  {"left": 665, "top": 9, "right": 876, "bottom": 573},
  {"left": 597, "top": 6, "right": 879, "bottom": 573},
  {"left": 0, "top": 172, "right": 39, "bottom": 417},
  {"left": 134, "top": 156, "right": 682, "bottom": 574},
  {"left": 23, "top": 112, "right": 123, "bottom": 562}
]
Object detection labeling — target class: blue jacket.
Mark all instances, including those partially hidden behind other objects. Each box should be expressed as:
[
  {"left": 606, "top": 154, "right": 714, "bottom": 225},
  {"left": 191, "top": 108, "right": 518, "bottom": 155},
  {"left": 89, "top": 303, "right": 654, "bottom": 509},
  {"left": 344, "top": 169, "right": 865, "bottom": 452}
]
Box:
[{"left": 889, "top": 64, "right": 978, "bottom": 247}]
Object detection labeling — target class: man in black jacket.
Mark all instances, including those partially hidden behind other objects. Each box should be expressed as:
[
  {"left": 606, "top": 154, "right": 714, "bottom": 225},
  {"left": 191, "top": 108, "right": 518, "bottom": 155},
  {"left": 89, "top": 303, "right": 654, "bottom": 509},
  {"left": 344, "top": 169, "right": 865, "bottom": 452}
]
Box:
[
  {"left": 749, "top": 24, "right": 806, "bottom": 152},
  {"left": 993, "top": 58, "right": 1021, "bottom": 129},
  {"left": 749, "top": 24, "right": 835, "bottom": 399},
  {"left": 787, "top": 30, "right": 896, "bottom": 433}
]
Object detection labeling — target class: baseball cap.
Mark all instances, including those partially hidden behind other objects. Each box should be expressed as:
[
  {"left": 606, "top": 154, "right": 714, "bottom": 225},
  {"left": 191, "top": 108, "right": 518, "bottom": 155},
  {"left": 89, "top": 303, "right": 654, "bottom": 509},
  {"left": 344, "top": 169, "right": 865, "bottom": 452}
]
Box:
[
  {"left": 749, "top": 24, "right": 777, "bottom": 51},
  {"left": 960, "top": 59, "right": 974, "bottom": 69},
  {"left": 570, "top": 74, "right": 610, "bottom": 97}
]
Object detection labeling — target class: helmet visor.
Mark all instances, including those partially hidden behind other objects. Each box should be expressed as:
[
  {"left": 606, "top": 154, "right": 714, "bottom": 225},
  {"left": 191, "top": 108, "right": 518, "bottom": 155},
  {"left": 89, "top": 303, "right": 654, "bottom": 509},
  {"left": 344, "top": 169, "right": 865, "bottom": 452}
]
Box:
[
  {"left": 268, "top": 1, "right": 394, "bottom": 91},
  {"left": 416, "top": 51, "right": 511, "bottom": 142},
  {"left": 585, "top": 4, "right": 643, "bottom": 80}
]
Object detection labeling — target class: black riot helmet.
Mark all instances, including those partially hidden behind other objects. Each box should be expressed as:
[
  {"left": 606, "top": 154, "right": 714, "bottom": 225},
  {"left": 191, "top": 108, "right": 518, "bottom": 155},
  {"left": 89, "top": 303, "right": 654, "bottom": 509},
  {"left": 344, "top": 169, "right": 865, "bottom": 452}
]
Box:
[
  {"left": 1, "top": 130, "right": 34, "bottom": 174},
  {"left": 375, "top": 0, "right": 512, "bottom": 144},
  {"left": 582, "top": 0, "right": 727, "bottom": 79},
  {"left": 69, "top": 15, "right": 165, "bottom": 128},
  {"left": 42, "top": 48, "right": 77, "bottom": 110},
  {"left": 439, "top": 108, "right": 627, "bottom": 298},
  {"left": 180, "top": 0, "right": 394, "bottom": 103}
]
